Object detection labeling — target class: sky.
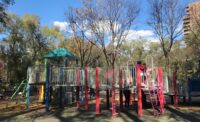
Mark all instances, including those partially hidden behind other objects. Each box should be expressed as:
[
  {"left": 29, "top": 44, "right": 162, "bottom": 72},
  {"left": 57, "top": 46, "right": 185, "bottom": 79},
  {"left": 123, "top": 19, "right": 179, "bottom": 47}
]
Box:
[{"left": 6, "top": 0, "right": 197, "bottom": 42}]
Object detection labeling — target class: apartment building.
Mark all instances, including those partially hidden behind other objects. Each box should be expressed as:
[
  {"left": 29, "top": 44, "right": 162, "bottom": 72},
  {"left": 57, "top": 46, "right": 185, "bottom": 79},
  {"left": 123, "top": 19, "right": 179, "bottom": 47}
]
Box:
[{"left": 183, "top": 1, "right": 200, "bottom": 35}]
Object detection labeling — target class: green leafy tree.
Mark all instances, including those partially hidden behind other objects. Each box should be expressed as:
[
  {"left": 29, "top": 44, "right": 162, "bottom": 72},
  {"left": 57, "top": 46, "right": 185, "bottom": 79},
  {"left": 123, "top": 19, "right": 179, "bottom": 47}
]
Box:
[
  {"left": 0, "top": 0, "right": 14, "bottom": 32},
  {"left": 0, "top": 14, "right": 49, "bottom": 83},
  {"left": 116, "top": 39, "right": 163, "bottom": 66},
  {"left": 1, "top": 14, "right": 26, "bottom": 82},
  {"left": 42, "top": 26, "right": 65, "bottom": 49},
  {"left": 21, "top": 15, "right": 49, "bottom": 64}
]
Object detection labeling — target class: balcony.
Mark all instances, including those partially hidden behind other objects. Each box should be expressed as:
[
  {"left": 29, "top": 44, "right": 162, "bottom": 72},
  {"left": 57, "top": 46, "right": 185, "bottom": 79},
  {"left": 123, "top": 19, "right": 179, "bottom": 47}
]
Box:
[
  {"left": 186, "top": 6, "right": 189, "bottom": 12},
  {"left": 183, "top": 28, "right": 190, "bottom": 32},
  {"left": 183, "top": 16, "right": 190, "bottom": 20},
  {"left": 183, "top": 24, "right": 190, "bottom": 29},
  {"left": 183, "top": 20, "right": 190, "bottom": 25},
  {"left": 183, "top": 31, "right": 190, "bottom": 36}
]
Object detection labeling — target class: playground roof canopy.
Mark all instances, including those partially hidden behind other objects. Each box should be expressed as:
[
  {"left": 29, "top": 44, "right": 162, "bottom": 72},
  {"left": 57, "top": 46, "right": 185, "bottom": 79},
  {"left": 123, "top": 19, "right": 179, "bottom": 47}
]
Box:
[{"left": 44, "top": 48, "right": 78, "bottom": 60}]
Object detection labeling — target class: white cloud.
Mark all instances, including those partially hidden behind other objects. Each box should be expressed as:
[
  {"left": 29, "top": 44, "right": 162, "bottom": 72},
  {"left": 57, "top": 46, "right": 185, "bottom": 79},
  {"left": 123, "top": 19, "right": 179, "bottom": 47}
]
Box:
[
  {"left": 52, "top": 21, "right": 160, "bottom": 43},
  {"left": 125, "top": 29, "right": 159, "bottom": 42},
  {"left": 53, "top": 21, "right": 69, "bottom": 31},
  {"left": 135, "top": 30, "right": 154, "bottom": 37},
  {"left": 146, "top": 37, "right": 159, "bottom": 42}
]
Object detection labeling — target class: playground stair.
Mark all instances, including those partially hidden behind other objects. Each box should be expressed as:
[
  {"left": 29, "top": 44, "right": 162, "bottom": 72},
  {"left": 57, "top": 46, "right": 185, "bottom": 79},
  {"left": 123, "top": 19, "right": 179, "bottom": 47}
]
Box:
[{"left": 148, "top": 88, "right": 162, "bottom": 116}]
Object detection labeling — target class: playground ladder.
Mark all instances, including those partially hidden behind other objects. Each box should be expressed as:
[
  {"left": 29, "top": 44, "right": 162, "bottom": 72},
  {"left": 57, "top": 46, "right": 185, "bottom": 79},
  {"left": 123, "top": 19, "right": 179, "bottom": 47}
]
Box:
[
  {"left": 148, "top": 85, "right": 161, "bottom": 116},
  {"left": 6, "top": 79, "right": 28, "bottom": 109}
]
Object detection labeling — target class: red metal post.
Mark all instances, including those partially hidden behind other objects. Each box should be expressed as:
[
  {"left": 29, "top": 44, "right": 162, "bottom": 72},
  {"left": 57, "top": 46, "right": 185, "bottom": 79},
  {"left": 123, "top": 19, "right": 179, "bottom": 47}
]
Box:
[
  {"left": 136, "top": 65, "right": 142, "bottom": 117},
  {"left": 119, "top": 66, "right": 123, "bottom": 111},
  {"left": 157, "top": 67, "right": 165, "bottom": 114},
  {"left": 85, "top": 65, "right": 89, "bottom": 111},
  {"left": 96, "top": 67, "right": 100, "bottom": 114}
]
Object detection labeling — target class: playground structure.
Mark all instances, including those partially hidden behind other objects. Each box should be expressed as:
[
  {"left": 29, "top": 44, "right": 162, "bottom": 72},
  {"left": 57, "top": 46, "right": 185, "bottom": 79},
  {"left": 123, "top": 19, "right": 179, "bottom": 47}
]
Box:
[
  {"left": 26, "top": 63, "right": 167, "bottom": 117},
  {"left": 24, "top": 47, "right": 170, "bottom": 118},
  {"left": 4, "top": 48, "right": 198, "bottom": 119}
]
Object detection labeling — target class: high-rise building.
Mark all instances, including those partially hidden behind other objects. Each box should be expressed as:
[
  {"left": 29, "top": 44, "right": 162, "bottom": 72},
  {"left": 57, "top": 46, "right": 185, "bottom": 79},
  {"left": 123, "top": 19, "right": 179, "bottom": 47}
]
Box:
[{"left": 183, "top": 1, "right": 200, "bottom": 36}]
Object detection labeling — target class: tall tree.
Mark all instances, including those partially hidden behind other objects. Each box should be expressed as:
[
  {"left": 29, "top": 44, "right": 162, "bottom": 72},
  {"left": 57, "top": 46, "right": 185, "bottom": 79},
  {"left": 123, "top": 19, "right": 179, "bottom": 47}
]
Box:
[
  {"left": 116, "top": 39, "right": 163, "bottom": 67},
  {"left": 0, "top": 0, "right": 14, "bottom": 32},
  {"left": 22, "top": 14, "right": 49, "bottom": 63},
  {"left": 64, "top": 37, "right": 97, "bottom": 67},
  {"left": 0, "top": 14, "right": 49, "bottom": 83},
  {"left": 63, "top": 37, "right": 104, "bottom": 67},
  {"left": 0, "top": 14, "right": 29, "bottom": 82},
  {"left": 148, "top": 0, "right": 185, "bottom": 67},
  {"left": 42, "top": 26, "right": 65, "bottom": 49},
  {"left": 68, "top": 0, "right": 139, "bottom": 66},
  {"left": 67, "top": 7, "right": 97, "bottom": 67},
  {"left": 117, "top": 40, "right": 146, "bottom": 65}
]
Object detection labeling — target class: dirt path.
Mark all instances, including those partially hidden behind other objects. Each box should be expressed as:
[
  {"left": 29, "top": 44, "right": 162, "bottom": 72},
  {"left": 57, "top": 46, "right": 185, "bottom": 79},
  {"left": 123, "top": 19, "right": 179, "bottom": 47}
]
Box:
[{"left": 0, "top": 104, "right": 200, "bottom": 122}]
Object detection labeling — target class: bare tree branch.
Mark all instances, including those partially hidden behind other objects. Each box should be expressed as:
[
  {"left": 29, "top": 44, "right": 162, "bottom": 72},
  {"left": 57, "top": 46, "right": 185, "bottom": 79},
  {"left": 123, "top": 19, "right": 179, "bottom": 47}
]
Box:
[
  {"left": 69, "top": 0, "right": 139, "bottom": 66},
  {"left": 148, "top": 0, "right": 185, "bottom": 67}
]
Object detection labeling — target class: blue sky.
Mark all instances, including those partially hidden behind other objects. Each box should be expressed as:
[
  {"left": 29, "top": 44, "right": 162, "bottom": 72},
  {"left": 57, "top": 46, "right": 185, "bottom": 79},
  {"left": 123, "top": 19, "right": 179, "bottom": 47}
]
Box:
[
  {"left": 8, "top": 0, "right": 82, "bottom": 26},
  {"left": 8, "top": 0, "right": 150, "bottom": 29},
  {"left": 6, "top": 0, "right": 196, "bottom": 42}
]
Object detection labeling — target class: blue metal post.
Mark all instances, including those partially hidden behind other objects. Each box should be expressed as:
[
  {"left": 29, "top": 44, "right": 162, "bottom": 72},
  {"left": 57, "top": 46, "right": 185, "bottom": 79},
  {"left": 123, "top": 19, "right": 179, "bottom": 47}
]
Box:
[
  {"left": 131, "top": 66, "right": 134, "bottom": 82},
  {"left": 49, "top": 64, "right": 52, "bottom": 104},
  {"left": 45, "top": 60, "right": 50, "bottom": 112}
]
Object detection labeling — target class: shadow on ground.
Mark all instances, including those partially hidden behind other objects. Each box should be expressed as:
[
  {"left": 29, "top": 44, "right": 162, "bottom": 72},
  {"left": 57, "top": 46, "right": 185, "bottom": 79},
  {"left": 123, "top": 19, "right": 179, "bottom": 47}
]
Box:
[
  {"left": 165, "top": 106, "right": 200, "bottom": 122},
  {"left": 0, "top": 106, "right": 45, "bottom": 121},
  {"left": 1, "top": 102, "right": 200, "bottom": 122}
]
